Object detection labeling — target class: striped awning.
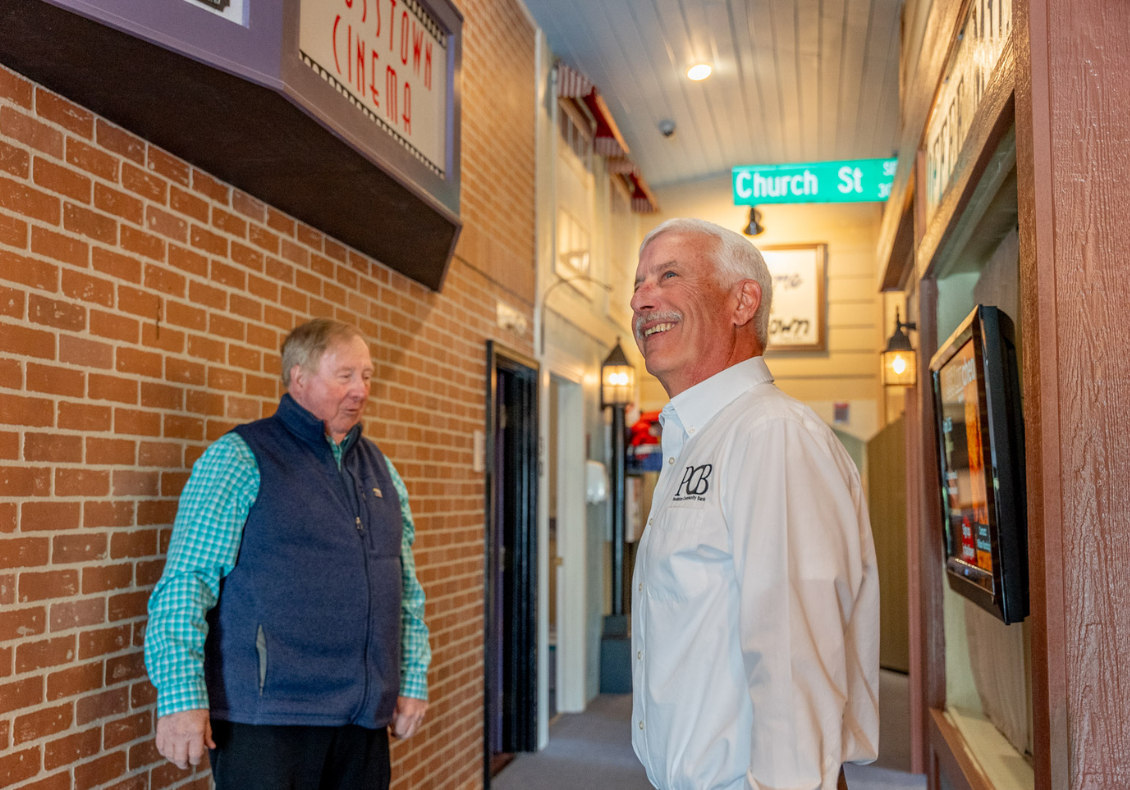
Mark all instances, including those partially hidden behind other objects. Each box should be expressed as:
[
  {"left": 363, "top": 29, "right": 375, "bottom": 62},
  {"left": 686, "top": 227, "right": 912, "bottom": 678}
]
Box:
[{"left": 555, "top": 63, "right": 656, "bottom": 212}]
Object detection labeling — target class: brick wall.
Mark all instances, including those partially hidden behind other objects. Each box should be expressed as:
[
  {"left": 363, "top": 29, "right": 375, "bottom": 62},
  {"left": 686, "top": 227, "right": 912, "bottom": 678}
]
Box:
[{"left": 0, "top": 0, "right": 536, "bottom": 786}]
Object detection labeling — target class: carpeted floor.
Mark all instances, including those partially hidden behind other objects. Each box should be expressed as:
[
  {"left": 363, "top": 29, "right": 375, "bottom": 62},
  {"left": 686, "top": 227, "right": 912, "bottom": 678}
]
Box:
[{"left": 491, "top": 670, "right": 926, "bottom": 790}]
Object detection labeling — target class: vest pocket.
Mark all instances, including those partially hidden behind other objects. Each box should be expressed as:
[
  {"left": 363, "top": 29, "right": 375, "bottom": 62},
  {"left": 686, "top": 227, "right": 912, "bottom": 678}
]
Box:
[{"left": 256, "top": 625, "right": 267, "bottom": 695}]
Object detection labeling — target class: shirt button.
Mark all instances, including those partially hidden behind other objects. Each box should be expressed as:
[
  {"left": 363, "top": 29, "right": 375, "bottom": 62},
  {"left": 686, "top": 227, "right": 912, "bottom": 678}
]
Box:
[
  {"left": 639, "top": 721, "right": 644, "bottom": 730},
  {"left": 637, "top": 650, "right": 642, "bottom": 659},
  {"left": 689, "top": 427, "right": 695, "bottom": 434},
  {"left": 668, "top": 457, "right": 674, "bottom": 465},
  {"left": 638, "top": 583, "right": 642, "bottom": 592}
]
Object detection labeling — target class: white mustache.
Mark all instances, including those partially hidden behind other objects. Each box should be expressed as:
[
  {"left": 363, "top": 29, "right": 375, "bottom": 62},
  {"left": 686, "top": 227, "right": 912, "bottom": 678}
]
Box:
[{"left": 634, "top": 311, "right": 682, "bottom": 341}]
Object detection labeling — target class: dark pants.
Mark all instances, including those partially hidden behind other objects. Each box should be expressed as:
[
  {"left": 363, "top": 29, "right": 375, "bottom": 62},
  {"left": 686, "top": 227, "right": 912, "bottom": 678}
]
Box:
[{"left": 209, "top": 721, "right": 390, "bottom": 790}]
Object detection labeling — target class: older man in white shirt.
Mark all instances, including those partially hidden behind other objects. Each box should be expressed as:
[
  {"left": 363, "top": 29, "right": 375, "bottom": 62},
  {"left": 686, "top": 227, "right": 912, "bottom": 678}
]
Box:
[{"left": 628, "top": 218, "right": 879, "bottom": 790}]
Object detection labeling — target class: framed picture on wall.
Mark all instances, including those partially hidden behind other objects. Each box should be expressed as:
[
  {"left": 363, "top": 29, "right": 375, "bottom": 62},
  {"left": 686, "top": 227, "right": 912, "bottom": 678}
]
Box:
[{"left": 761, "top": 243, "right": 827, "bottom": 352}]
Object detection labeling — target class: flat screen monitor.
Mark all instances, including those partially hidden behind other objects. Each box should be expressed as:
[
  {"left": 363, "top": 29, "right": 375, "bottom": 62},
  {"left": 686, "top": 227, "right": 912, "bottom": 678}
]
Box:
[{"left": 930, "top": 305, "right": 1028, "bottom": 624}]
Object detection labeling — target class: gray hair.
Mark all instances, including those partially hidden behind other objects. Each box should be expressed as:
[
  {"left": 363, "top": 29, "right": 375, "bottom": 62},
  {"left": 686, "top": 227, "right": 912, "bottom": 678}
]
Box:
[
  {"left": 280, "top": 318, "right": 365, "bottom": 387},
  {"left": 639, "top": 218, "right": 774, "bottom": 348}
]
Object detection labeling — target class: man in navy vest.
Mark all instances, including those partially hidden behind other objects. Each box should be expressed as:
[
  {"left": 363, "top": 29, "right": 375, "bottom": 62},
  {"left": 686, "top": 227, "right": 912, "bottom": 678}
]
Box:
[{"left": 145, "top": 319, "right": 431, "bottom": 789}]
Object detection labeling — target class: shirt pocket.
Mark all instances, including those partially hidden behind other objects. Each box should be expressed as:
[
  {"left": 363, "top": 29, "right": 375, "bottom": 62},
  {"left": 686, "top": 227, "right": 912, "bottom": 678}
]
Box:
[{"left": 646, "top": 509, "right": 712, "bottom": 600}]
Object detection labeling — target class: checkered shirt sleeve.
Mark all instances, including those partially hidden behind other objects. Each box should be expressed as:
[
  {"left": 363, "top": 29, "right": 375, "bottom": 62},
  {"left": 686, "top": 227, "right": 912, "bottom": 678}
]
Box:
[{"left": 387, "top": 460, "right": 432, "bottom": 700}]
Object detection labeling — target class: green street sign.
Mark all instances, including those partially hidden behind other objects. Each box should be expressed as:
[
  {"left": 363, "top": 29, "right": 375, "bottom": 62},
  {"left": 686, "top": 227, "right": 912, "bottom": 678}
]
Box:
[{"left": 732, "top": 158, "right": 897, "bottom": 205}]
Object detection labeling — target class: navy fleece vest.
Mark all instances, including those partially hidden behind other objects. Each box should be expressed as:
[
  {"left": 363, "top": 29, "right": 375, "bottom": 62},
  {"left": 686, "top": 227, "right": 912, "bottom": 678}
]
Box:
[{"left": 203, "top": 394, "right": 403, "bottom": 728}]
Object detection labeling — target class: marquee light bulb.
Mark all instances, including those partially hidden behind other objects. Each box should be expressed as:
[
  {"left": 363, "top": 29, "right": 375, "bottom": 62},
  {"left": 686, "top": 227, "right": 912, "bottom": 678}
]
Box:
[{"left": 687, "top": 64, "right": 712, "bottom": 81}]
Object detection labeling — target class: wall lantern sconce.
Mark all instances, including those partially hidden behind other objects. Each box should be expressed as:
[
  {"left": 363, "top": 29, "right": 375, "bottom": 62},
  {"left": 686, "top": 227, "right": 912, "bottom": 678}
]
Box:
[
  {"left": 601, "top": 339, "right": 634, "bottom": 408},
  {"left": 882, "top": 307, "right": 918, "bottom": 386},
  {"left": 743, "top": 206, "right": 765, "bottom": 237}
]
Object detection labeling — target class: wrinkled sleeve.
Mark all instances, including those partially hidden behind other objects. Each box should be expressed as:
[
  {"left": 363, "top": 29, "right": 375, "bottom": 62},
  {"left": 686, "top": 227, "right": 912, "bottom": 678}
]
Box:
[
  {"left": 387, "top": 460, "right": 432, "bottom": 700},
  {"left": 144, "top": 433, "right": 259, "bottom": 717},
  {"left": 724, "top": 417, "right": 879, "bottom": 790}
]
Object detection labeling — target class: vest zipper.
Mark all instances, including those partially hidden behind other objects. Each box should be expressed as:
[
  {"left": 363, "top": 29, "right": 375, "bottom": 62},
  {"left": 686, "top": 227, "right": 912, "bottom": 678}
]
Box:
[{"left": 342, "top": 454, "right": 374, "bottom": 724}]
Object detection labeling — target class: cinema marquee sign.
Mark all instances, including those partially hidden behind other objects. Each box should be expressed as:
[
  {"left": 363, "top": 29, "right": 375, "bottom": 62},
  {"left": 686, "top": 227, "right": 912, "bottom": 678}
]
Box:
[
  {"left": 300, "top": 0, "right": 449, "bottom": 176},
  {"left": 732, "top": 159, "right": 896, "bottom": 205}
]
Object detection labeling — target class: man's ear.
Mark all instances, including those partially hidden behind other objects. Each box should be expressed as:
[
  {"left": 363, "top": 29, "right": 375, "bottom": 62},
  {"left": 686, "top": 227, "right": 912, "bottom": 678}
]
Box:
[
  {"left": 288, "top": 364, "right": 305, "bottom": 393},
  {"left": 732, "top": 280, "right": 762, "bottom": 328}
]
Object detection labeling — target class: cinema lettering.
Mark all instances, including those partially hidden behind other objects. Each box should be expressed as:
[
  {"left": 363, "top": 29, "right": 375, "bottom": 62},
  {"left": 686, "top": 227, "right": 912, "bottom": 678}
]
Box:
[{"left": 300, "top": 0, "right": 449, "bottom": 175}]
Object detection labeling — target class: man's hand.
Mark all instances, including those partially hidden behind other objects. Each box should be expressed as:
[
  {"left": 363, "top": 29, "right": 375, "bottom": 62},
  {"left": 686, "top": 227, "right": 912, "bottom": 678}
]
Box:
[
  {"left": 155, "top": 709, "right": 215, "bottom": 770},
  {"left": 391, "top": 696, "right": 428, "bottom": 739}
]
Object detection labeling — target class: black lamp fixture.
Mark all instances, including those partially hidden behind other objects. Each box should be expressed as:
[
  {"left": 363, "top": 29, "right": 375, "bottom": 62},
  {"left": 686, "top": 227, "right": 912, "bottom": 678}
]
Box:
[
  {"left": 882, "top": 307, "right": 918, "bottom": 386},
  {"left": 599, "top": 339, "right": 635, "bottom": 693},
  {"left": 743, "top": 206, "right": 765, "bottom": 237}
]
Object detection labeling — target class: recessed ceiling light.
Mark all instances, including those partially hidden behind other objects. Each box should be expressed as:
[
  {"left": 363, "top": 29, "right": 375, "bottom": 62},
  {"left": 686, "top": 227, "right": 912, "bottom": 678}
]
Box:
[{"left": 687, "top": 64, "right": 712, "bottom": 81}]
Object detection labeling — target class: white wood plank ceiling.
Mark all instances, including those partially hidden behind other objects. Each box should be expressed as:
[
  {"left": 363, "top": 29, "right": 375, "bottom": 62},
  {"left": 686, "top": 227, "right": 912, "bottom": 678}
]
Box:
[{"left": 524, "top": 0, "right": 904, "bottom": 187}]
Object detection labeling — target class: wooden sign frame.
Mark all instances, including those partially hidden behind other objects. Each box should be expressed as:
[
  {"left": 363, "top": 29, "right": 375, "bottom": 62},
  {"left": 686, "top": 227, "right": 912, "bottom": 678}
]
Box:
[{"left": 761, "top": 243, "right": 828, "bottom": 353}]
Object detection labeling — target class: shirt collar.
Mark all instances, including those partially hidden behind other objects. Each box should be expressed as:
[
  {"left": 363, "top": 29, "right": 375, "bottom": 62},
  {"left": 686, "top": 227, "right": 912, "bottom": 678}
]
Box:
[{"left": 660, "top": 357, "right": 774, "bottom": 436}]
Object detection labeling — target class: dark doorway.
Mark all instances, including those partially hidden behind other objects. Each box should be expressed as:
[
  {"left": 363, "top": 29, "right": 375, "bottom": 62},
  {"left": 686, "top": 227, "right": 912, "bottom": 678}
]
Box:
[{"left": 484, "top": 342, "right": 540, "bottom": 785}]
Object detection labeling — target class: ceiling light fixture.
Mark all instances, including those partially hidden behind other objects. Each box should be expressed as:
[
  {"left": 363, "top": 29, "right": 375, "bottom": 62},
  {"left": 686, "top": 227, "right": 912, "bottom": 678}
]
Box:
[{"left": 686, "top": 64, "right": 712, "bottom": 81}]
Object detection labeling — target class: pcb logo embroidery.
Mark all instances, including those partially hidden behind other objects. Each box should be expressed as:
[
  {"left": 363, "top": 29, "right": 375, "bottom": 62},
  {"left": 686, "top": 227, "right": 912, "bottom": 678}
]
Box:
[{"left": 673, "top": 464, "right": 712, "bottom": 503}]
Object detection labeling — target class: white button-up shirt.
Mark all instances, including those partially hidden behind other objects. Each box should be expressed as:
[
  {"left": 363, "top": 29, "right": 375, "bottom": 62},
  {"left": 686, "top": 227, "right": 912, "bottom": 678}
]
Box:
[{"left": 631, "top": 357, "right": 879, "bottom": 790}]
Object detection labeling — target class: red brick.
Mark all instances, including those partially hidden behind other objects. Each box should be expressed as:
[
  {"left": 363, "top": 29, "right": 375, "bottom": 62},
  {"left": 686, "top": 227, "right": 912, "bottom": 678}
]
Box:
[
  {"left": 0, "top": 357, "right": 20, "bottom": 388},
  {"left": 209, "top": 312, "right": 245, "bottom": 340},
  {"left": 130, "top": 679, "right": 157, "bottom": 711},
  {"left": 185, "top": 390, "right": 224, "bottom": 416},
  {"left": 24, "top": 433, "right": 82, "bottom": 463},
  {"left": 323, "top": 237, "right": 347, "bottom": 262},
  {"left": 14, "top": 702, "right": 73, "bottom": 744},
  {"left": 21, "top": 770, "right": 72, "bottom": 790},
  {"left": 33, "top": 157, "right": 92, "bottom": 203},
  {"left": 169, "top": 185, "right": 209, "bottom": 223},
  {"left": 0, "top": 537, "right": 50, "bottom": 568},
  {"left": 114, "top": 408, "right": 161, "bottom": 437},
  {"left": 0, "top": 392, "right": 54, "bottom": 426},
  {"left": 0, "top": 138, "right": 30, "bottom": 178},
  {"left": 137, "top": 500, "right": 177, "bottom": 526},
  {"left": 86, "top": 437, "right": 135, "bottom": 465},
  {"left": 0, "top": 502, "right": 13, "bottom": 533},
  {"left": 92, "top": 246, "right": 141, "bottom": 282},
  {"left": 88, "top": 373, "right": 138, "bottom": 404},
  {"left": 56, "top": 468, "right": 109, "bottom": 497},
  {"left": 47, "top": 661, "right": 104, "bottom": 701},
  {"left": 107, "top": 592, "right": 148, "bottom": 622},
  {"left": 0, "top": 321, "right": 56, "bottom": 359},
  {"left": 81, "top": 564, "right": 133, "bottom": 594},
  {"left": 36, "top": 89, "right": 94, "bottom": 137},
  {"left": 0, "top": 572, "right": 12, "bottom": 602},
  {"left": 188, "top": 281, "right": 226, "bottom": 312},
  {"left": 21, "top": 501, "right": 81, "bottom": 531},
  {"left": 18, "top": 570, "right": 78, "bottom": 603},
  {"left": 266, "top": 255, "right": 295, "bottom": 283},
  {"left": 146, "top": 205, "right": 188, "bottom": 243},
  {"left": 0, "top": 607, "right": 46, "bottom": 642},
  {"left": 138, "top": 440, "right": 181, "bottom": 466},
  {"left": 0, "top": 213, "right": 26, "bottom": 247},
  {"left": 190, "top": 224, "right": 227, "bottom": 255},
  {"left": 31, "top": 225, "right": 89, "bottom": 267},
  {"left": 109, "top": 530, "right": 157, "bottom": 560},
  {"left": 89, "top": 309, "right": 139, "bottom": 343},
  {"left": 105, "top": 652, "right": 147, "bottom": 684},
  {"left": 187, "top": 333, "right": 225, "bottom": 363},
  {"left": 163, "top": 414, "right": 203, "bottom": 441},
  {"left": 212, "top": 207, "right": 247, "bottom": 239},
  {"left": 121, "top": 225, "right": 165, "bottom": 261},
  {"left": 248, "top": 273, "right": 278, "bottom": 302},
  {"left": 165, "top": 358, "right": 205, "bottom": 385},
  {"left": 167, "top": 245, "right": 208, "bottom": 280},
  {"left": 52, "top": 533, "right": 108, "bottom": 564},
  {"left": 0, "top": 746, "right": 41, "bottom": 787},
  {"left": 112, "top": 470, "right": 159, "bottom": 496},
  {"left": 78, "top": 625, "right": 130, "bottom": 660},
  {"left": 83, "top": 501, "right": 134, "bottom": 529},
  {"left": 67, "top": 137, "right": 118, "bottom": 181},
  {"left": 0, "top": 676, "right": 44, "bottom": 714},
  {"left": 249, "top": 224, "right": 280, "bottom": 254},
  {"left": 0, "top": 176, "right": 61, "bottom": 224},
  {"left": 122, "top": 161, "right": 167, "bottom": 203},
  {"left": 227, "top": 344, "right": 262, "bottom": 371},
  {"left": 228, "top": 292, "right": 262, "bottom": 321},
  {"left": 191, "top": 168, "right": 229, "bottom": 202},
  {"left": 0, "top": 284, "right": 23, "bottom": 319},
  {"left": 44, "top": 726, "right": 101, "bottom": 770},
  {"left": 94, "top": 182, "right": 144, "bottom": 224},
  {"left": 232, "top": 190, "right": 265, "bottom": 221},
  {"left": 61, "top": 269, "right": 113, "bottom": 308},
  {"left": 1, "top": 105, "right": 64, "bottom": 157},
  {"left": 28, "top": 293, "right": 86, "bottom": 331},
  {"left": 103, "top": 710, "right": 151, "bottom": 750},
  {"left": 276, "top": 211, "right": 304, "bottom": 239},
  {"left": 74, "top": 750, "right": 126, "bottom": 790},
  {"left": 58, "top": 337, "right": 112, "bottom": 371},
  {"left": 0, "top": 431, "right": 16, "bottom": 461},
  {"left": 141, "top": 321, "right": 184, "bottom": 354},
  {"left": 116, "top": 347, "right": 162, "bottom": 378},
  {"left": 57, "top": 401, "right": 111, "bottom": 431},
  {"left": 63, "top": 203, "right": 117, "bottom": 244},
  {"left": 207, "top": 368, "right": 242, "bottom": 392},
  {"left": 0, "top": 66, "right": 34, "bottom": 107},
  {"left": 147, "top": 147, "right": 190, "bottom": 186},
  {"left": 294, "top": 268, "right": 321, "bottom": 295},
  {"left": 96, "top": 120, "right": 145, "bottom": 163},
  {"left": 135, "top": 559, "right": 165, "bottom": 586},
  {"left": 50, "top": 599, "right": 105, "bottom": 633}
]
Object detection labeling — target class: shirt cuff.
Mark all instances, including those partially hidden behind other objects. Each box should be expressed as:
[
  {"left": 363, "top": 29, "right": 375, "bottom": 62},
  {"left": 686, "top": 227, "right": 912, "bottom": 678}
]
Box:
[
  {"left": 156, "top": 677, "right": 210, "bottom": 718},
  {"left": 400, "top": 670, "right": 428, "bottom": 701}
]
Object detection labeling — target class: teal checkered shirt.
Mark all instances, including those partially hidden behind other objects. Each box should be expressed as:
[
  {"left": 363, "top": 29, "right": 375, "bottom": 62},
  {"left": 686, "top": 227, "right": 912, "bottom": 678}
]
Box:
[{"left": 144, "top": 432, "right": 431, "bottom": 717}]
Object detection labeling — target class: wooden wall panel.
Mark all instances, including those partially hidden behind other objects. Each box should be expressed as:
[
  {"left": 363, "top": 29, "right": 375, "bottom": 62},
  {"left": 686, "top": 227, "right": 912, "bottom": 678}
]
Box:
[
  {"left": 1015, "top": 0, "right": 1130, "bottom": 786},
  {"left": 868, "top": 417, "right": 910, "bottom": 672}
]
